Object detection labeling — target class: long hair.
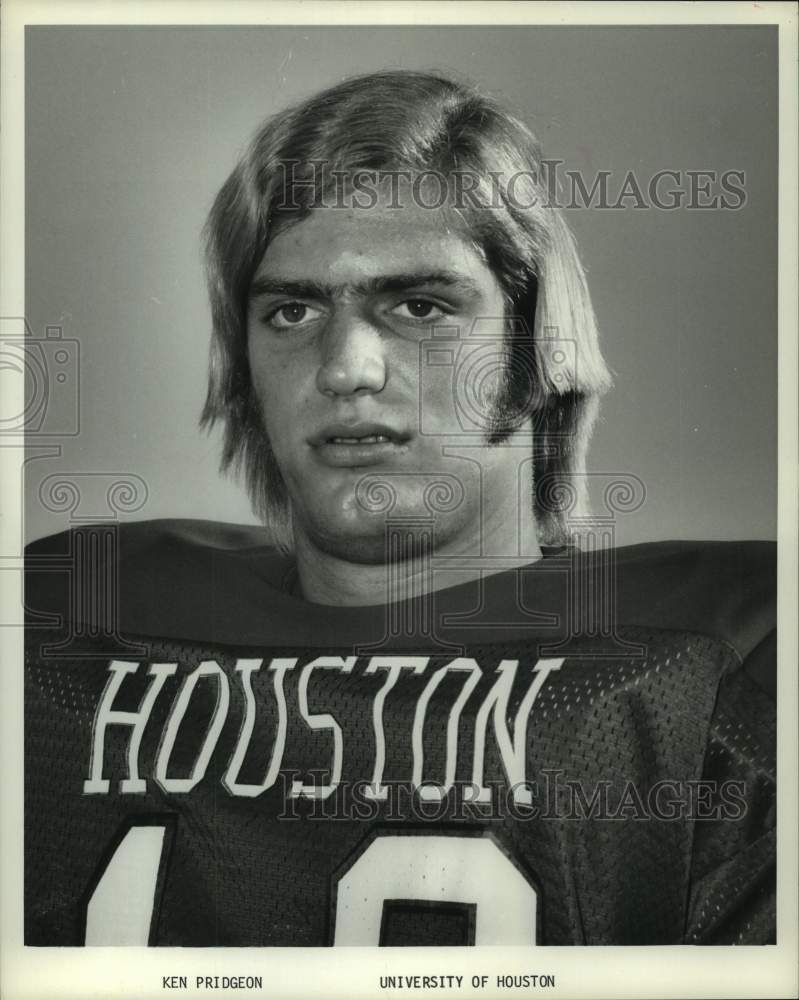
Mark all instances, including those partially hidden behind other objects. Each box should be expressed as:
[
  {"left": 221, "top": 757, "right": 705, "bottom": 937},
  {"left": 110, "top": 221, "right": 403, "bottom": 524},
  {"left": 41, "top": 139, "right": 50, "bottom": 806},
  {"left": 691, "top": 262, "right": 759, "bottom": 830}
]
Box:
[{"left": 202, "top": 70, "right": 612, "bottom": 549}]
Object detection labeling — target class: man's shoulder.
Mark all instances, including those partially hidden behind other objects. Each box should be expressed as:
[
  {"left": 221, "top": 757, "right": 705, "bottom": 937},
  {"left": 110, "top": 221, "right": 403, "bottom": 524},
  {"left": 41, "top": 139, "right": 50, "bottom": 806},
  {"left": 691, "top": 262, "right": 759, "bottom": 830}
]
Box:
[
  {"left": 611, "top": 538, "right": 776, "bottom": 615},
  {"left": 610, "top": 538, "right": 775, "bottom": 625},
  {"left": 25, "top": 517, "right": 277, "bottom": 560},
  {"left": 612, "top": 536, "right": 775, "bottom": 572},
  {"left": 24, "top": 518, "right": 294, "bottom": 640},
  {"left": 609, "top": 538, "right": 776, "bottom": 696}
]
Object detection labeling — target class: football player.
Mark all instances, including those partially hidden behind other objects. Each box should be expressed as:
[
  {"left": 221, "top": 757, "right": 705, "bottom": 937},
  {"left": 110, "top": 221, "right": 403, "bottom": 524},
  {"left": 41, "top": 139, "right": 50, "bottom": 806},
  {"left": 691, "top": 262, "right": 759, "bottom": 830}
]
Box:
[{"left": 25, "top": 70, "right": 775, "bottom": 946}]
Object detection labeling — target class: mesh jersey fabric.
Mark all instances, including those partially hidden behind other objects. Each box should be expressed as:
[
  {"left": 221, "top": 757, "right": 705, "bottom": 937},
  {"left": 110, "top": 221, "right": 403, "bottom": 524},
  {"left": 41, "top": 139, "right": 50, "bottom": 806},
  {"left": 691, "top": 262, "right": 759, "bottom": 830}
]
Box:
[{"left": 24, "top": 519, "right": 776, "bottom": 946}]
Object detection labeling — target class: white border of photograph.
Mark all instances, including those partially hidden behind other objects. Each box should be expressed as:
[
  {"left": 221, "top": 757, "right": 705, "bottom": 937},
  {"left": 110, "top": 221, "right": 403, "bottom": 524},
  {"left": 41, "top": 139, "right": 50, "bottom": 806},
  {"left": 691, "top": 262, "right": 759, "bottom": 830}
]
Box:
[{"left": 1, "top": 3, "right": 796, "bottom": 999}]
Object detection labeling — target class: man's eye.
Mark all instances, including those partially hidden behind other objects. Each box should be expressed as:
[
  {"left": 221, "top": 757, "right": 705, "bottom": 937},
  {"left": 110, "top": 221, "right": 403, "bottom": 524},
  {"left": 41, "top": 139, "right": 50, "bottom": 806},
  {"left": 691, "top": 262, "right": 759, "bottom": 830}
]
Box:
[
  {"left": 391, "top": 299, "right": 448, "bottom": 322},
  {"left": 265, "top": 302, "right": 323, "bottom": 329}
]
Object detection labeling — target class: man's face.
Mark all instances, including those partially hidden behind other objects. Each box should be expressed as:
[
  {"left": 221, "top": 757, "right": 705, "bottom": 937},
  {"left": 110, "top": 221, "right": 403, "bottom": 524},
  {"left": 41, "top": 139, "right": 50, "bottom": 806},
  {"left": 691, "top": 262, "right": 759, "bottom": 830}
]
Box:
[{"left": 247, "top": 192, "right": 523, "bottom": 563}]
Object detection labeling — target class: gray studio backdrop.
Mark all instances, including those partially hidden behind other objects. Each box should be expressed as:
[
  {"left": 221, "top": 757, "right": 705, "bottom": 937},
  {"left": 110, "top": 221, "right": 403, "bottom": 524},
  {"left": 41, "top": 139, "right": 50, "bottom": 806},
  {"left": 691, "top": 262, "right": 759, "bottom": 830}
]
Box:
[{"left": 24, "top": 25, "right": 777, "bottom": 546}]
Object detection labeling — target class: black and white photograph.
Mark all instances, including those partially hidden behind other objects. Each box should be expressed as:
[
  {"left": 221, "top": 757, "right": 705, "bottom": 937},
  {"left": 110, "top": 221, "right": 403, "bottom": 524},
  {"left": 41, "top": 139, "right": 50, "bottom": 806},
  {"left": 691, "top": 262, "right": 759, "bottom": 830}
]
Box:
[{"left": 1, "top": 2, "right": 797, "bottom": 998}]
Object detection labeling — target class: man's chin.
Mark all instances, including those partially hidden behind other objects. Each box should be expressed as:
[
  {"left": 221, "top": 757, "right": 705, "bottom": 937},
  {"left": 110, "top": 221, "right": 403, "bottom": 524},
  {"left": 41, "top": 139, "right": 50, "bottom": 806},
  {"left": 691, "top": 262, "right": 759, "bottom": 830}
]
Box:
[
  {"left": 299, "top": 512, "right": 436, "bottom": 566},
  {"left": 306, "top": 522, "right": 402, "bottom": 565}
]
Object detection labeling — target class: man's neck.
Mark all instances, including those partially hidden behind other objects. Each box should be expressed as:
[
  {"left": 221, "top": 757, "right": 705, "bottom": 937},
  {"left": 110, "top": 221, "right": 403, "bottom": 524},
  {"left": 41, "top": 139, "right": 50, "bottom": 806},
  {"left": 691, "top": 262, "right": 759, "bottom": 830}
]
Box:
[{"left": 293, "top": 504, "right": 542, "bottom": 606}]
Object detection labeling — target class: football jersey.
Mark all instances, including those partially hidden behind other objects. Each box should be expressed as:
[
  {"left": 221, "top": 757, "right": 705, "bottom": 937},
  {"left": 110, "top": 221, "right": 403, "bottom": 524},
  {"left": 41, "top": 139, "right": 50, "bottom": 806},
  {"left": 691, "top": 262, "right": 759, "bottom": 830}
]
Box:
[{"left": 24, "top": 519, "right": 776, "bottom": 946}]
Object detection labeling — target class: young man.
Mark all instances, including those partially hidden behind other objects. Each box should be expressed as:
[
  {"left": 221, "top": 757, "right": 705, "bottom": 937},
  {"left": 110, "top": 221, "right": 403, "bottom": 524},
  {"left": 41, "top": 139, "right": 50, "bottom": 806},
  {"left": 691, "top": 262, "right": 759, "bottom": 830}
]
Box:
[{"left": 25, "top": 71, "right": 775, "bottom": 946}]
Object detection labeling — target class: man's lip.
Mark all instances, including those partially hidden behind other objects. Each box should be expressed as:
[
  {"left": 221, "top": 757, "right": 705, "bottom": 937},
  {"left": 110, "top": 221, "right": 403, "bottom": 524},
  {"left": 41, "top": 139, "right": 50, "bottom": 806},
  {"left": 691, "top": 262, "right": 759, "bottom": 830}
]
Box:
[
  {"left": 313, "top": 439, "right": 408, "bottom": 468},
  {"left": 309, "top": 423, "right": 410, "bottom": 447},
  {"left": 309, "top": 423, "right": 411, "bottom": 468}
]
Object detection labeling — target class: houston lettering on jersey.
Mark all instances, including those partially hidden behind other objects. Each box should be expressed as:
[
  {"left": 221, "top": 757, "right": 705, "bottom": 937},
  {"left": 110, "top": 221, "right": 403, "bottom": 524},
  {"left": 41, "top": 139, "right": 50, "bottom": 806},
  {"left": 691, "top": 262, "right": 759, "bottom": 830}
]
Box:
[{"left": 82, "top": 654, "right": 564, "bottom": 802}]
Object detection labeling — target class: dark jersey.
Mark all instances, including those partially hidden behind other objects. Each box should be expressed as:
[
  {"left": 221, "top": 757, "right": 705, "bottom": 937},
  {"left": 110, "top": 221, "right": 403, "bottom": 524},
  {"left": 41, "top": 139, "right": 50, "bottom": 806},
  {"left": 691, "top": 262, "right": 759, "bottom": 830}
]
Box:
[{"left": 24, "top": 520, "right": 776, "bottom": 946}]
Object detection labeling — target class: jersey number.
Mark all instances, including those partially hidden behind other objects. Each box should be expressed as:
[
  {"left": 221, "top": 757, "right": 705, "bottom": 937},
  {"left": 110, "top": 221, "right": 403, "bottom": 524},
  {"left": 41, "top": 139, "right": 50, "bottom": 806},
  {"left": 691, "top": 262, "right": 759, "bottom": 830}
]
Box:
[{"left": 86, "top": 826, "right": 537, "bottom": 945}]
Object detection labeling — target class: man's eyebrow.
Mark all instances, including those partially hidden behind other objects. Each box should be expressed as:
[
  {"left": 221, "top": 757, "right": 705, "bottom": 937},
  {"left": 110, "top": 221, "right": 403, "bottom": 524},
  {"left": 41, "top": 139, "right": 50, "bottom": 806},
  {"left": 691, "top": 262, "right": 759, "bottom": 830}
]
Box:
[
  {"left": 360, "top": 272, "right": 483, "bottom": 297},
  {"left": 248, "top": 271, "right": 483, "bottom": 301},
  {"left": 248, "top": 277, "right": 335, "bottom": 301}
]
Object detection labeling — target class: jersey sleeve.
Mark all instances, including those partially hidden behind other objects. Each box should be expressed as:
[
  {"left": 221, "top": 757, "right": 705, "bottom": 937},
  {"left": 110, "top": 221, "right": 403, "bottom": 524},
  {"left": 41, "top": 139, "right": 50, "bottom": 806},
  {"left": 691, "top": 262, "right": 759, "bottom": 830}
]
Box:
[{"left": 684, "top": 632, "right": 776, "bottom": 944}]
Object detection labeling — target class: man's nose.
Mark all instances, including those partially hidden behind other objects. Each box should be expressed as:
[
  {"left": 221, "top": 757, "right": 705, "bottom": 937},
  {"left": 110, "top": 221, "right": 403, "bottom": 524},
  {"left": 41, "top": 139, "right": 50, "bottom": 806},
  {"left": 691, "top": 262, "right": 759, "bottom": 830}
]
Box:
[{"left": 316, "top": 314, "right": 387, "bottom": 397}]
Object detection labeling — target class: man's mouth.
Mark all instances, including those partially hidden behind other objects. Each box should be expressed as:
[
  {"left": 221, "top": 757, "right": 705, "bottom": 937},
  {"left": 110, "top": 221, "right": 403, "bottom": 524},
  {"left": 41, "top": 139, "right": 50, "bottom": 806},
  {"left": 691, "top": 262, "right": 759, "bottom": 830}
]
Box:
[
  {"left": 311, "top": 423, "right": 410, "bottom": 467},
  {"left": 328, "top": 434, "right": 392, "bottom": 445}
]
